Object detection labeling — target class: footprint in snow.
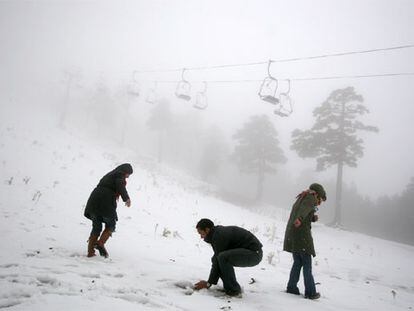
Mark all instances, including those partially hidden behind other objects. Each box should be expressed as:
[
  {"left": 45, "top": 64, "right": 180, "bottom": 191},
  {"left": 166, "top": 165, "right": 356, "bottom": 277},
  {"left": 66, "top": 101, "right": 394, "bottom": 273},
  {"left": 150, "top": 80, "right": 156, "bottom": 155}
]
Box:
[
  {"left": 36, "top": 275, "right": 60, "bottom": 286},
  {"left": 0, "top": 263, "right": 19, "bottom": 269},
  {"left": 105, "top": 272, "right": 124, "bottom": 278},
  {"left": 80, "top": 273, "right": 100, "bottom": 279},
  {"left": 0, "top": 287, "right": 33, "bottom": 308}
]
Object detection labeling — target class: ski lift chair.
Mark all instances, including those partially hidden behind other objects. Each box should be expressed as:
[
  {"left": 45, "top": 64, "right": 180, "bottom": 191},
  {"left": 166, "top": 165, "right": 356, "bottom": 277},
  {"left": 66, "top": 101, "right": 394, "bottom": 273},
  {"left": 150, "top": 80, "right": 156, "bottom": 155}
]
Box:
[
  {"left": 128, "top": 82, "right": 140, "bottom": 97},
  {"left": 193, "top": 82, "right": 208, "bottom": 110},
  {"left": 175, "top": 68, "right": 192, "bottom": 101},
  {"left": 258, "top": 60, "right": 279, "bottom": 105},
  {"left": 128, "top": 71, "right": 140, "bottom": 97},
  {"left": 146, "top": 82, "right": 157, "bottom": 104},
  {"left": 274, "top": 79, "right": 293, "bottom": 117}
]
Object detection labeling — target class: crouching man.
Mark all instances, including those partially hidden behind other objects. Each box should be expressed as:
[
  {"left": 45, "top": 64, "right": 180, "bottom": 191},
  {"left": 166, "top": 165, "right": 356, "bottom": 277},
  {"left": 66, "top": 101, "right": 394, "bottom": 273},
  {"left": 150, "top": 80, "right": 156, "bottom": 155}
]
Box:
[{"left": 194, "top": 218, "right": 263, "bottom": 297}]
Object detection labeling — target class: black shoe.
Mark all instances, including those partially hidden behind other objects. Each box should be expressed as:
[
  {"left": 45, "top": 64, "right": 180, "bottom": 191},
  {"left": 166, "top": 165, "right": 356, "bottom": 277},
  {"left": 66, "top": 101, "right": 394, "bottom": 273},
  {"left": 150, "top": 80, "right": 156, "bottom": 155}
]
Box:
[
  {"left": 286, "top": 288, "right": 300, "bottom": 295},
  {"left": 305, "top": 292, "right": 320, "bottom": 300},
  {"left": 225, "top": 290, "right": 242, "bottom": 297}
]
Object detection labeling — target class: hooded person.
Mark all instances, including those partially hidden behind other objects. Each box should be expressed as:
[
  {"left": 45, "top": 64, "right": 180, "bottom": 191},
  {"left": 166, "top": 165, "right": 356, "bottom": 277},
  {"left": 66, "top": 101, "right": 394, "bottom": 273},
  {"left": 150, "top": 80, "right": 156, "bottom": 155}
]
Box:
[
  {"left": 283, "top": 183, "right": 326, "bottom": 300},
  {"left": 84, "top": 163, "right": 133, "bottom": 258}
]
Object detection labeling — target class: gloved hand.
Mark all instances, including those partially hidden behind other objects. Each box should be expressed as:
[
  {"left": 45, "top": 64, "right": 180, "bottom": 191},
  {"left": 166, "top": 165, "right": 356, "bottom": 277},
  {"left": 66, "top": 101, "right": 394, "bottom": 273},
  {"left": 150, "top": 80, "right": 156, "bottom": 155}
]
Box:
[
  {"left": 293, "top": 218, "right": 302, "bottom": 228},
  {"left": 194, "top": 280, "right": 210, "bottom": 290}
]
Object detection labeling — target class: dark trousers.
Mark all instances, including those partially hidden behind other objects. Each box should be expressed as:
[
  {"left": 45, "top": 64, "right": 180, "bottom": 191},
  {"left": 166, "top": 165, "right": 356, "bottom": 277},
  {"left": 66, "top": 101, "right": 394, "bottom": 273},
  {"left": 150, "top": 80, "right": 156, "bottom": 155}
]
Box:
[
  {"left": 287, "top": 252, "right": 317, "bottom": 296},
  {"left": 217, "top": 248, "right": 262, "bottom": 294},
  {"left": 89, "top": 215, "right": 116, "bottom": 236}
]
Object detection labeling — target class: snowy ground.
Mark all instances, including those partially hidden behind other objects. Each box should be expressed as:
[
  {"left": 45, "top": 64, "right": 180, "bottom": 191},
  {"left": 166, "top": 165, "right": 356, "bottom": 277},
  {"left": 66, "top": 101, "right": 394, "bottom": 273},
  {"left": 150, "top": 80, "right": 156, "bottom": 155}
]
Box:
[{"left": 0, "top": 119, "right": 413, "bottom": 311}]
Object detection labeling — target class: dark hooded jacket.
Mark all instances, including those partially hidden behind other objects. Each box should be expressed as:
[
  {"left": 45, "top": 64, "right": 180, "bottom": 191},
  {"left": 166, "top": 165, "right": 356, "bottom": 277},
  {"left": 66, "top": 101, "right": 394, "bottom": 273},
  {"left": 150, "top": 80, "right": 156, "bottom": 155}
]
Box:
[
  {"left": 204, "top": 225, "right": 263, "bottom": 285},
  {"left": 84, "top": 163, "right": 133, "bottom": 221}
]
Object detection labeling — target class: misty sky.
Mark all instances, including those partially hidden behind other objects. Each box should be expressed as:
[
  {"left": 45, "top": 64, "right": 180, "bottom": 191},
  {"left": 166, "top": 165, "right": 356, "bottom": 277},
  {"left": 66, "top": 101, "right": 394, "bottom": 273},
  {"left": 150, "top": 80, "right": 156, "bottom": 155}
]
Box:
[{"left": 1, "top": 0, "right": 414, "bottom": 198}]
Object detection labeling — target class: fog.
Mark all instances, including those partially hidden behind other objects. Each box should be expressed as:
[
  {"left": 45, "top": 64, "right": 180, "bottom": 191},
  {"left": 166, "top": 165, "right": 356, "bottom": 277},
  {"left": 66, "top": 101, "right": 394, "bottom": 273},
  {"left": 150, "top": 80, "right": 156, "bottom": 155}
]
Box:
[{"left": 1, "top": 1, "right": 414, "bottom": 241}]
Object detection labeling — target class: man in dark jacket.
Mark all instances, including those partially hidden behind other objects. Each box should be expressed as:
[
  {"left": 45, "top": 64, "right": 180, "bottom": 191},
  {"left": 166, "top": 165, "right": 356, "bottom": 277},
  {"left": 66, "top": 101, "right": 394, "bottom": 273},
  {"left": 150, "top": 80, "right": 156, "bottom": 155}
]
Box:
[
  {"left": 84, "top": 163, "right": 133, "bottom": 258},
  {"left": 194, "top": 218, "right": 263, "bottom": 297},
  {"left": 283, "top": 183, "right": 326, "bottom": 300}
]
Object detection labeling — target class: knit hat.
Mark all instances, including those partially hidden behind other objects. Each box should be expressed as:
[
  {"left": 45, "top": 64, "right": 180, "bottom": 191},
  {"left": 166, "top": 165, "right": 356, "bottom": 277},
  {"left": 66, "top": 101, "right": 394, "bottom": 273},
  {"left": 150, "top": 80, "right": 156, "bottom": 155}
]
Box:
[{"left": 309, "top": 183, "right": 326, "bottom": 201}]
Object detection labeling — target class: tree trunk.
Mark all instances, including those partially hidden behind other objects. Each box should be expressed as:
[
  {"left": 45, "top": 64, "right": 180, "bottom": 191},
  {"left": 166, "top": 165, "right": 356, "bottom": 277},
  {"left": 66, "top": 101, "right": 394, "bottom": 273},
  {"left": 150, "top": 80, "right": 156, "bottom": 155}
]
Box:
[
  {"left": 120, "top": 99, "right": 131, "bottom": 146},
  {"left": 333, "top": 100, "right": 346, "bottom": 226},
  {"left": 334, "top": 161, "right": 343, "bottom": 225},
  {"left": 256, "top": 169, "right": 265, "bottom": 202},
  {"left": 157, "top": 130, "right": 164, "bottom": 163},
  {"left": 59, "top": 75, "right": 73, "bottom": 129}
]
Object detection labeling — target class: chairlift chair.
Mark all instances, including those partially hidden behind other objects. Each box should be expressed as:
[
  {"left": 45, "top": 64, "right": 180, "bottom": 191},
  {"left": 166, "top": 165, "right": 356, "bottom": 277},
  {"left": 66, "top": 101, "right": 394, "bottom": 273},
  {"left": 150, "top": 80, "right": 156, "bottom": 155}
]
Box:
[
  {"left": 193, "top": 82, "right": 208, "bottom": 110},
  {"left": 128, "top": 71, "right": 140, "bottom": 97},
  {"left": 274, "top": 103, "right": 292, "bottom": 117},
  {"left": 258, "top": 60, "right": 279, "bottom": 105},
  {"left": 175, "top": 68, "right": 191, "bottom": 101},
  {"left": 274, "top": 79, "right": 293, "bottom": 117},
  {"left": 146, "top": 82, "right": 157, "bottom": 104},
  {"left": 127, "top": 82, "right": 140, "bottom": 97}
]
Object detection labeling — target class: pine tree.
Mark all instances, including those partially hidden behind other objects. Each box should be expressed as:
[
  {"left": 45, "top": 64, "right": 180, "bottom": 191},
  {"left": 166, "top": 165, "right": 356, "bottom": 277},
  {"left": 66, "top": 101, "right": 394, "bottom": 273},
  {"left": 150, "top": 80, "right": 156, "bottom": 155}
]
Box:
[
  {"left": 291, "top": 87, "right": 378, "bottom": 225},
  {"left": 199, "top": 126, "right": 228, "bottom": 182},
  {"left": 232, "top": 114, "right": 286, "bottom": 201},
  {"left": 59, "top": 68, "right": 82, "bottom": 129},
  {"left": 89, "top": 81, "right": 118, "bottom": 141},
  {"left": 398, "top": 177, "right": 414, "bottom": 244}
]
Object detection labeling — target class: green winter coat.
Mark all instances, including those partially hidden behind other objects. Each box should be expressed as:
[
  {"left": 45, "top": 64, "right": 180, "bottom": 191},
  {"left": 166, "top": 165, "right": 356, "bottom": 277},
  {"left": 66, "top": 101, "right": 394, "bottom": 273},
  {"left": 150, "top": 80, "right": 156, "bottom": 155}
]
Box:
[{"left": 283, "top": 191, "right": 318, "bottom": 257}]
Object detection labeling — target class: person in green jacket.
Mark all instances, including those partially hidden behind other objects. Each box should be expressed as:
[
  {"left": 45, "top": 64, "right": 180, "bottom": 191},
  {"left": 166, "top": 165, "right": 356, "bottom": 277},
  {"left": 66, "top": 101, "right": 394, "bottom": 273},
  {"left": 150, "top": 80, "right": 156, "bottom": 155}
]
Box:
[{"left": 283, "top": 183, "right": 326, "bottom": 300}]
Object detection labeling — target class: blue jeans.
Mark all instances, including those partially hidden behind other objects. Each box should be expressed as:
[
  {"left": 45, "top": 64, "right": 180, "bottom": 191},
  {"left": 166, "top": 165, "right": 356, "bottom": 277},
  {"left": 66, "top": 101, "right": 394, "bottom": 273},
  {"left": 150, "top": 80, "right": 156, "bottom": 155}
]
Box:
[
  {"left": 89, "top": 215, "right": 116, "bottom": 236},
  {"left": 287, "top": 252, "right": 317, "bottom": 296}
]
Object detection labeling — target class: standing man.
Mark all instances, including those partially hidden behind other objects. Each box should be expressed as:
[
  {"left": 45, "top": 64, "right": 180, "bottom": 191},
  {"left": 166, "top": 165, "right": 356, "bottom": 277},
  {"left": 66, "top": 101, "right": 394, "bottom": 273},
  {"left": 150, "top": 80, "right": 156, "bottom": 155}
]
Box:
[
  {"left": 194, "top": 218, "right": 263, "bottom": 297},
  {"left": 283, "top": 183, "right": 326, "bottom": 300},
  {"left": 84, "top": 163, "right": 133, "bottom": 258}
]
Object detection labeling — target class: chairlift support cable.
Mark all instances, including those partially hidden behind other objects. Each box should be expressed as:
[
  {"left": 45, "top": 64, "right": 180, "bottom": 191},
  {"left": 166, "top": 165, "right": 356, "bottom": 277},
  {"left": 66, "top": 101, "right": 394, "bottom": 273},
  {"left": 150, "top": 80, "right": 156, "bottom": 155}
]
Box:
[
  {"left": 133, "top": 44, "right": 414, "bottom": 73},
  {"left": 143, "top": 71, "right": 414, "bottom": 84}
]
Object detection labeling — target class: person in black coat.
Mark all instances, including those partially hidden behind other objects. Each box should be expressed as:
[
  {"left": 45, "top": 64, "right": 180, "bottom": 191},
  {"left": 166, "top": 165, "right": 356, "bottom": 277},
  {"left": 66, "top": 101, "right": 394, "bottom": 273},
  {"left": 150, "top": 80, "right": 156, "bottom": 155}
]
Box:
[
  {"left": 84, "top": 163, "right": 133, "bottom": 258},
  {"left": 194, "top": 218, "right": 263, "bottom": 296}
]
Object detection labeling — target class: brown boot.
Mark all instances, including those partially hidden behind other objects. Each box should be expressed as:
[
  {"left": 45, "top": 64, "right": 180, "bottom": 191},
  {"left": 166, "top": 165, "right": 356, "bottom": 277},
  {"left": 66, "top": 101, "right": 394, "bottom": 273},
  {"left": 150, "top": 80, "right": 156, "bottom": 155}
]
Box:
[
  {"left": 87, "top": 235, "right": 99, "bottom": 257},
  {"left": 96, "top": 228, "right": 112, "bottom": 258}
]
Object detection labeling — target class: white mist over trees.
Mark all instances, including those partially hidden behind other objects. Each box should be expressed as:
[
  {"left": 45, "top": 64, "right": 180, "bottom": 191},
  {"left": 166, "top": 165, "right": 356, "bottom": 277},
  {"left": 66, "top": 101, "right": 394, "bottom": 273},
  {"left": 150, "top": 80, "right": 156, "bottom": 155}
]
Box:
[
  {"left": 146, "top": 99, "right": 173, "bottom": 163},
  {"left": 231, "top": 115, "right": 286, "bottom": 201},
  {"left": 1, "top": 0, "right": 413, "bottom": 246},
  {"left": 199, "top": 126, "right": 228, "bottom": 183},
  {"left": 291, "top": 87, "right": 378, "bottom": 226}
]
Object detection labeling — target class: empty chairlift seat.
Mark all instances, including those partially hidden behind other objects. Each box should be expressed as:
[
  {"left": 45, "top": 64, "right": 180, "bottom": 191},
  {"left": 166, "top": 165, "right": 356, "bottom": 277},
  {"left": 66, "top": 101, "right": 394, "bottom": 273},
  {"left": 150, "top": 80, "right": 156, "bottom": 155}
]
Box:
[
  {"left": 193, "top": 82, "right": 208, "bottom": 110},
  {"left": 274, "top": 79, "right": 293, "bottom": 117},
  {"left": 175, "top": 68, "right": 192, "bottom": 101},
  {"left": 146, "top": 82, "right": 157, "bottom": 104},
  {"left": 258, "top": 60, "right": 279, "bottom": 105}
]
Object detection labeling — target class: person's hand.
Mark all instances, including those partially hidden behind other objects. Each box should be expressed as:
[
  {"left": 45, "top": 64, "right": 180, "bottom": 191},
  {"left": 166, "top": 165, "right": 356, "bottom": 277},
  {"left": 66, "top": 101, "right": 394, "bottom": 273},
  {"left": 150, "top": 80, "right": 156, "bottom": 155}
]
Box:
[
  {"left": 312, "top": 214, "right": 319, "bottom": 222},
  {"left": 125, "top": 199, "right": 131, "bottom": 207},
  {"left": 293, "top": 218, "right": 302, "bottom": 228},
  {"left": 194, "top": 280, "right": 209, "bottom": 290}
]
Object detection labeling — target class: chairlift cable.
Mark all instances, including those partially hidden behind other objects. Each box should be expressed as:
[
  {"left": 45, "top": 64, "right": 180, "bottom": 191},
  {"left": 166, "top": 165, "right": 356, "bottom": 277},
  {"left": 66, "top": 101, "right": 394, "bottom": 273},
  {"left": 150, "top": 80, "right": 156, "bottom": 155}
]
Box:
[
  {"left": 142, "top": 71, "right": 414, "bottom": 84},
  {"left": 292, "top": 72, "right": 414, "bottom": 81},
  {"left": 270, "top": 44, "right": 414, "bottom": 64},
  {"left": 133, "top": 44, "right": 414, "bottom": 73},
  {"left": 133, "top": 61, "right": 267, "bottom": 73}
]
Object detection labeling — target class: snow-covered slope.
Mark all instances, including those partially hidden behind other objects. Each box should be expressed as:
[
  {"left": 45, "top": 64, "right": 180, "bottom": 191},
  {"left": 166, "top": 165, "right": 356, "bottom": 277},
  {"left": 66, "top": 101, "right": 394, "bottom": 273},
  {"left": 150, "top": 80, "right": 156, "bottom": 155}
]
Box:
[{"left": 0, "top": 120, "right": 413, "bottom": 311}]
